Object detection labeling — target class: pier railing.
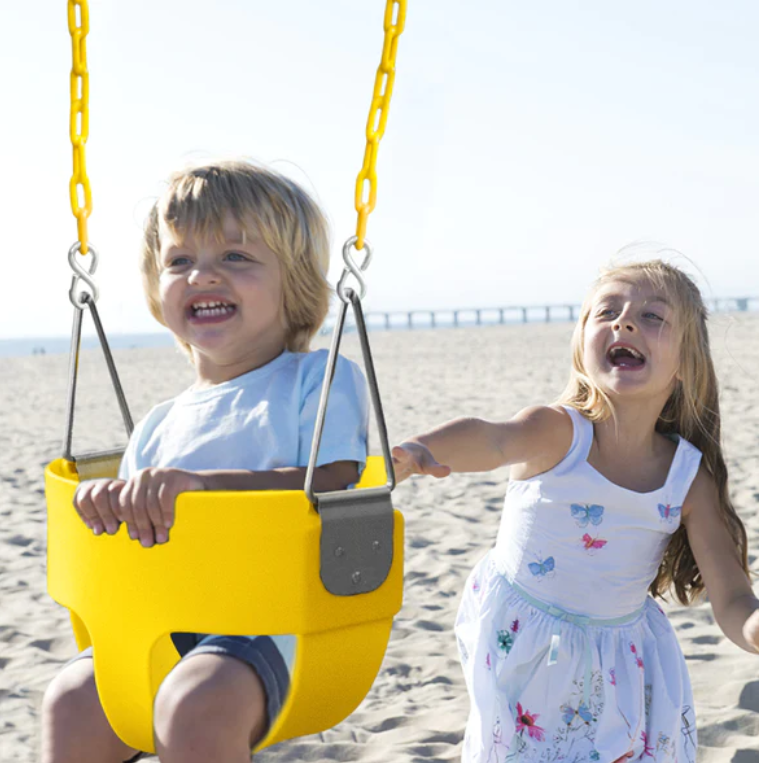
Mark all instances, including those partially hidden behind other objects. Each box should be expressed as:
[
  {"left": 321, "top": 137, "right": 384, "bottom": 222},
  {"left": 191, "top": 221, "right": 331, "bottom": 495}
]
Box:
[{"left": 322, "top": 296, "right": 759, "bottom": 333}]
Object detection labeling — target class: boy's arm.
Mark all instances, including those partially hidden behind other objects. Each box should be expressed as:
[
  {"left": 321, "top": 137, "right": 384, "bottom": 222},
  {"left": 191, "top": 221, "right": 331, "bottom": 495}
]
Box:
[
  {"left": 108, "top": 461, "right": 360, "bottom": 548},
  {"left": 395, "top": 405, "right": 573, "bottom": 479},
  {"left": 198, "top": 460, "right": 360, "bottom": 493},
  {"left": 682, "top": 466, "right": 759, "bottom": 653}
]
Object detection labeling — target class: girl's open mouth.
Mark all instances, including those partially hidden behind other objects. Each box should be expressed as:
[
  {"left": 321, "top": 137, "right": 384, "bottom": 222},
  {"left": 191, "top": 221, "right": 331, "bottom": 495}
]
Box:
[{"left": 607, "top": 345, "right": 646, "bottom": 369}]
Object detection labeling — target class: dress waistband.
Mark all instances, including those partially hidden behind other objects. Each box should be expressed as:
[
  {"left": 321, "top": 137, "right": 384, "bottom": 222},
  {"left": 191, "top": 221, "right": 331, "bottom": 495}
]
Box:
[
  {"left": 509, "top": 580, "right": 647, "bottom": 628},
  {"left": 509, "top": 580, "right": 647, "bottom": 707}
]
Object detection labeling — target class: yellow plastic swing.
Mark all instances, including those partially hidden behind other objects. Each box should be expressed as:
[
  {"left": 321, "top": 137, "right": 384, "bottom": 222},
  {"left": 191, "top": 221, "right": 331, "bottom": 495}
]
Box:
[{"left": 46, "top": 0, "right": 407, "bottom": 754}]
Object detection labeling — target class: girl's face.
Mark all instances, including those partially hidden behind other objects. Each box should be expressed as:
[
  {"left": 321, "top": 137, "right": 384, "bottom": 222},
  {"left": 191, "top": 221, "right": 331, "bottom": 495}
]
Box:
[
  {"left": 582, "top": 277, "right": 681, "bottom": 404},
  {"left": 158, "top": 212, "right": 287, "bottom": 383}
]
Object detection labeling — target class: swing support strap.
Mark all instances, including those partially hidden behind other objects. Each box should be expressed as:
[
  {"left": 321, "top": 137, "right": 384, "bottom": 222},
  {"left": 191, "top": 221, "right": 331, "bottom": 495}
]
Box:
[
  {"left": 63, "top": 243, "right": 134, "bottom": 465},
  {"left": 305, "top": 282, "right": 396, "bottom": 596}
]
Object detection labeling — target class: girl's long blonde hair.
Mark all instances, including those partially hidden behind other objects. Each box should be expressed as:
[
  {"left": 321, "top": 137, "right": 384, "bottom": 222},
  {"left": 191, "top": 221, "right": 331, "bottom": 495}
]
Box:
[
  {"left": 557, "top": 259, "right": 748, "bottom": 604},
  {"left": 141, "top": 160, "right": 331, "bottom": 358}
]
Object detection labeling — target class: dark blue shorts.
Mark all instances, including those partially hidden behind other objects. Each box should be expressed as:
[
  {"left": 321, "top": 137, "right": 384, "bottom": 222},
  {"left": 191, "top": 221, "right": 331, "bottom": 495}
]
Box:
[{"left": 68, "top": 633, "right": 291, "bottom": 762}]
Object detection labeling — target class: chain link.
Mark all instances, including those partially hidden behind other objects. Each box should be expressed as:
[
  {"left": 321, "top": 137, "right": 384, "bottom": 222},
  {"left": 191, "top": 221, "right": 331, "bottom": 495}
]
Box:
[
  {"left": 353, "top": 0, "right": 406, "bottom": 251},
  {"left": 68, "top": 0, "right": 92, "bottom": 254}
]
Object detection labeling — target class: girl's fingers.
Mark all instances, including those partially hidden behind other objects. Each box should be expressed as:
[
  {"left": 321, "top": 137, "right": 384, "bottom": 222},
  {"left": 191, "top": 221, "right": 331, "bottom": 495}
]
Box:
[
  {"left": 427, "top": 462, "right": 452, "bottom": 479},
  {"left": 391, "top": 446, "right": 410, "bottom": 465},
  {"left": 392, "top": 445, "right": 451, "bottom": 480}
]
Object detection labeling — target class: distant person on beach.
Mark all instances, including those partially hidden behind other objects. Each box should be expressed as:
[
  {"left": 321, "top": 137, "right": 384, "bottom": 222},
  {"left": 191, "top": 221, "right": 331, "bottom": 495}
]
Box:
[
  {"left": 393, "top": 260, "right": 758, "bottom": 763},
  {"left": 41, "top": 161, "right": 368, "bottom": 763}
]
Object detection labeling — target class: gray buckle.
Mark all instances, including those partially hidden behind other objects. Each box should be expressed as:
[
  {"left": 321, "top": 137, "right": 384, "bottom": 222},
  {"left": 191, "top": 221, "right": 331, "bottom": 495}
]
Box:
[{"left": 318, "top": 487, "right": 394, "bottom": 595}]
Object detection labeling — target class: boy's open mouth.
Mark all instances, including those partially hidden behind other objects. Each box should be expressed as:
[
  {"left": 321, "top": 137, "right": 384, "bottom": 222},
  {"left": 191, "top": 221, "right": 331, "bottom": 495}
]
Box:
[
  {"left": 187, "top": 299, "right": 237, "bottom": 321},
  {"left": 607, "top": 344, "right": 645, "bottom": 369}
]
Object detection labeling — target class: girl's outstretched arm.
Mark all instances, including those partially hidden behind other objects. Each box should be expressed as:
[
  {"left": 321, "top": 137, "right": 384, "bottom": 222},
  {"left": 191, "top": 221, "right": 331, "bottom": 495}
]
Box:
[
  {"left": 392, "top": 405, "right": 573, "bottom": 483},
  {"left": 682, "top": 467, "right": 759, "bottom": 653}
]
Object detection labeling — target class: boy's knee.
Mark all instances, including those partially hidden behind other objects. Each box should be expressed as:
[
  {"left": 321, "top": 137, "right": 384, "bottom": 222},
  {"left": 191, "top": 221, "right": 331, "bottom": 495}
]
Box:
[
  {"left": 154, "top": 655, "right": 267, "bottom": 748},
  {"left": 43, "top": 661, "right": 99, "bottom": 722}
]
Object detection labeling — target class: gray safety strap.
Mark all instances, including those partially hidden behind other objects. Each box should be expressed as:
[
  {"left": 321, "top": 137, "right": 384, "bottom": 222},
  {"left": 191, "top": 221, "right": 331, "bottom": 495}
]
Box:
[
  {"left": 304, "top": 287, "right": 396, "bottom": 596},
  {"left": 63, "top": 293, "right": 134, "bottom": 465}
]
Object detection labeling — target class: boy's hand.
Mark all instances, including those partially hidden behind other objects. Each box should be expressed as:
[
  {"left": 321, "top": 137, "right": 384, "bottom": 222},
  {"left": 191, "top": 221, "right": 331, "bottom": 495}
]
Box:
[
  {"left": 391, "top": 442, "right": 451, "bottom": 484},
  {"left": 118, "top": 468, "right": 207, "bottom": 547},
  {"left": 74, "top": 478, "right": 127, "bottom": 537}
]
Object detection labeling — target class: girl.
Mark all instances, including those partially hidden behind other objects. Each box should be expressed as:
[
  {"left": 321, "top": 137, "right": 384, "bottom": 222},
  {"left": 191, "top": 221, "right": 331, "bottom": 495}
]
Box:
[
  {"left": 41, "top": 161, "right": 369, "bottom": 763},
  {"left": 392, "top": 260, "right": 759, "bottom": 763}
]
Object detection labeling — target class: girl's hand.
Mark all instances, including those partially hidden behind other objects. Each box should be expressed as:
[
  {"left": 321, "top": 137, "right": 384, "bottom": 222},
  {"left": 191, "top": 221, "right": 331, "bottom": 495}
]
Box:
[
  {"left": 391, "top": 442, "right": 452, "bottom": 483},
  {"left": 74, "top": 478, "right": 126, "bottom": 537},
  {"left": 117, "top": 468, "right": 206, "bottom": 548}
]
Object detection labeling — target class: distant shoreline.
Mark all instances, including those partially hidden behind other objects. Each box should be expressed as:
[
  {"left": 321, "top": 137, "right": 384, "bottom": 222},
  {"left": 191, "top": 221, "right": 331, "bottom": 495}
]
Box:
[{"left": 3, "top": 302, "right": 756, "bottom": 358}]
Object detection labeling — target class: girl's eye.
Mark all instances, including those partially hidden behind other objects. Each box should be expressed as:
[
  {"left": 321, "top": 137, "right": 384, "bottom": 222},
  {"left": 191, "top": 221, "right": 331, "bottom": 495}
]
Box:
[{"left": 644, "top": 312, "right": 663, "bottom": 321}]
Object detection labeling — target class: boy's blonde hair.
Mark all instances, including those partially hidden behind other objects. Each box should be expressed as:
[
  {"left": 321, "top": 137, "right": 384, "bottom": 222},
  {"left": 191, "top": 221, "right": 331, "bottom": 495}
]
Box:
[
  {"left": 141, "top": 160, "right": 331, "bottom": 356},
  {"left": 557, "top": 259, "right": 749, "bottom": 604}
]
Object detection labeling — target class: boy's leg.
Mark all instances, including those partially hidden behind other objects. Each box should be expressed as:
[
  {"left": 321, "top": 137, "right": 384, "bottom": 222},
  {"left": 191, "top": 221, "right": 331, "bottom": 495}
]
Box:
[
  {"left": 153, "top": 653, "right": 268, "bottom": 763},
  {"left": 40, "top": 655, "right": 142, "bottom": 763}
]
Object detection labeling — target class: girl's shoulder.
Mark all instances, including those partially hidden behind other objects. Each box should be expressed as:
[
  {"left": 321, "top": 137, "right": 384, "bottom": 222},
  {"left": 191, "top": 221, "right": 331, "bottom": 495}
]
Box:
[{"left": 507, "top": 404, "right": 576, "bottom": 481}]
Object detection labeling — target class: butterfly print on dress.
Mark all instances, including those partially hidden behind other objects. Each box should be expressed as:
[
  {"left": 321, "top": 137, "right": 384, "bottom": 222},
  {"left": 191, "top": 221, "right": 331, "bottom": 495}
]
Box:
[
  {"left": 658, "top": 503, "right": 682, "bottom": 523},
  {"left": 571, "top": 503, "right": 605, "bottom": 528}
]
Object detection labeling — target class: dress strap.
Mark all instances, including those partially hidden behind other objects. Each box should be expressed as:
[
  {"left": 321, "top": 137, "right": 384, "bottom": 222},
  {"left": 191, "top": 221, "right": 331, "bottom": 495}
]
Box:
[
  {"left": 665, "top": 437, "right": 703, "bottom": 507},
  {"left": 556, "top": 406, "right": 594, "bottom": 472}
]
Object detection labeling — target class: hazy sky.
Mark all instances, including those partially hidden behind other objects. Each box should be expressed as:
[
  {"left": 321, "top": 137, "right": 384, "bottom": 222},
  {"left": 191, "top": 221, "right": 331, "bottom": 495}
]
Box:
[{"left": 3, "top": 1, "right": 759, "bottom": 339}]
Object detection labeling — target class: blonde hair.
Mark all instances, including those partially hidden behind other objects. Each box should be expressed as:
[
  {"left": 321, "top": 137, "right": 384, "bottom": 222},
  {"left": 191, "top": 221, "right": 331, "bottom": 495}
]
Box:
[
  {"left": 557, "top": 259, "right": 749, "bottom": 604},
  {"left": 141, "top": 160, "right": 331, "bottom": 356}
]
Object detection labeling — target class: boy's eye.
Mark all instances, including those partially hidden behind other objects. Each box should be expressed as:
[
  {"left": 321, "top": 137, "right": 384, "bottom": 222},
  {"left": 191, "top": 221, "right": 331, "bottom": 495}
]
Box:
[
  {"left": 166, "top": 255, "right": 191, "bottom": 267},
  {"left": 597, "top": 307, "right": 617, "bottom": 317},
  {"left": 224, "top": 251, "right": 250, "bottom": 262}
]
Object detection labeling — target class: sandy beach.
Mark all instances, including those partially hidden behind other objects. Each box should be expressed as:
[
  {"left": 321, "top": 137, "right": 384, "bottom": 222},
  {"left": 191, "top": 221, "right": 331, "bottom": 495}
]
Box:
[{"left": 1, "top": 314, "right": 758, "bottom": 762}]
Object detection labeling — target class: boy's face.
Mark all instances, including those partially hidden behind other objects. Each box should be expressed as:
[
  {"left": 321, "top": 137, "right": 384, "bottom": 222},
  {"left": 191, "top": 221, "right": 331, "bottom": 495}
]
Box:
[{"left": 157, "top": 212, "right": 287, "bottom": 383}]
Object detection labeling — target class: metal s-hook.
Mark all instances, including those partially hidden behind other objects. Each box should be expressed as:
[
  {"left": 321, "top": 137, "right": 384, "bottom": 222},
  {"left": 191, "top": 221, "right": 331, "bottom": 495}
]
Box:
[
  {"left": 68, "top": 242, "right": 100, "bottom": 308},
  {"left": 336, "top": 237, "right": 373, "bottom": 303}
]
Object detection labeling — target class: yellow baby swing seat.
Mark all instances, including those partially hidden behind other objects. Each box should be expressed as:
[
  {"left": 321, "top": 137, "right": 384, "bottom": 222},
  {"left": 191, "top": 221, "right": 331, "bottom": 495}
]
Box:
[{"left": 46, "top": 453, "right": 403, "bottom": 753}]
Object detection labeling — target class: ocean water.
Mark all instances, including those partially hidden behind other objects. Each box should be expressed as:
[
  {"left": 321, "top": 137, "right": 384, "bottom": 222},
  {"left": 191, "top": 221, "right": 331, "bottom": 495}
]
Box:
[
  {"left": 0, "top": 313, "right": 565, "bottom": 358},
  {"left": 0, "top": 332, "right": 176, "bottom": 358}
]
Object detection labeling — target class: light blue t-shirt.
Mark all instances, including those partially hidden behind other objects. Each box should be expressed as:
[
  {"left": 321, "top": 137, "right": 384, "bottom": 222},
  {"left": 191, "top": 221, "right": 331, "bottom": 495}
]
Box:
[
  {"left": 117, "top": 349, "right": 369, "bottom": 672},
  {"left": 119, "top": 349, "right": 368, "bottom": 479}
]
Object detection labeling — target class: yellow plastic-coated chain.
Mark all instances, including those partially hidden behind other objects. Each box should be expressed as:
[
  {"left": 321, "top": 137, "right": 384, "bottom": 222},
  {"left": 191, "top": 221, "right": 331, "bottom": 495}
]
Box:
[
  {"left": 68, "top": 0, "right": 92, "bottom": 254},
  {"left": 354, "top": 0, "right": 406, "bottom": 251}
]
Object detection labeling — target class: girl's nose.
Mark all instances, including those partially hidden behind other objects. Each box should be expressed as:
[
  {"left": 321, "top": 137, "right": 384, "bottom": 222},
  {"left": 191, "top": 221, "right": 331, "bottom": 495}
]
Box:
[{"left": 613, "top": 316, "right": 636, "bottom": 332}]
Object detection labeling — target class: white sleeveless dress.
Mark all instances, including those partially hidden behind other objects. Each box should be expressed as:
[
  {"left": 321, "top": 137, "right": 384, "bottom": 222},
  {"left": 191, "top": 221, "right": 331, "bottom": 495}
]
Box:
[{"left": 455, "top": 406, "right": 703, "bottom": 763}]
